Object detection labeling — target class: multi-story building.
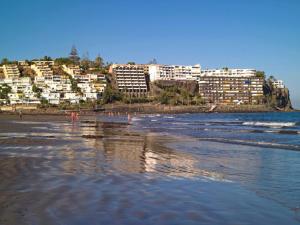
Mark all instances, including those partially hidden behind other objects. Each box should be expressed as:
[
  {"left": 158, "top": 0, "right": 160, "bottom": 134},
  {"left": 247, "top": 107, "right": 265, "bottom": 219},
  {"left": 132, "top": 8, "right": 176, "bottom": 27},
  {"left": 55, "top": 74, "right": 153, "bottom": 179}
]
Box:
[
  {"left": 2, "top": 64, "right": 20, "bottom": 79},
  {"left": 31, "top": 62, "right": 53, "bottom": 77},
  {"left": 62, "top": 65, "right": 81, "bottom": 77},
  {"left": 32, "top": 60, "right": 54, "bottom": 66},
  {"left": 109, "top": 64, "right": 148, "bottom": 96},
  {"left": 198, "top": 69, "right": 264, "bottom": 104},
  {"left": 0, "top": 77, "right": 40, "bottom": 105},
  {"left": 18, "top": 61, "right": 31, "bottom": 66},
  {"left": 148, "top": 64, "right": 201, "bottom": 81},
  {"left": 271, "top": 79, "right": 284, "bottom": 89}
]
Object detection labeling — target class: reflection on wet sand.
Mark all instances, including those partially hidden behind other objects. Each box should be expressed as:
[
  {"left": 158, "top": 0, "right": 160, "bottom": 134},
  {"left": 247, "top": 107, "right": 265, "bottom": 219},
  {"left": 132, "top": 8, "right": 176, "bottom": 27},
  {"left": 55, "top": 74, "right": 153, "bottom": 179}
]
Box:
[
  {"left": 0, "top": 115, "right": 299, "bottom": 225},
  {"left": 57, "top": 120, "right": 222, "bottom": 179}
]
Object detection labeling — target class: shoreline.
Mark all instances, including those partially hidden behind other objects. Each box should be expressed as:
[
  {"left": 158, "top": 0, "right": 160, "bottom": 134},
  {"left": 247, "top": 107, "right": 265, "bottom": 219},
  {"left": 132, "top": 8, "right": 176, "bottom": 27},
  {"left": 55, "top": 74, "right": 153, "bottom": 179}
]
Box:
[{"left": 0, "top": 103, "right": 294, "bottom": 116}]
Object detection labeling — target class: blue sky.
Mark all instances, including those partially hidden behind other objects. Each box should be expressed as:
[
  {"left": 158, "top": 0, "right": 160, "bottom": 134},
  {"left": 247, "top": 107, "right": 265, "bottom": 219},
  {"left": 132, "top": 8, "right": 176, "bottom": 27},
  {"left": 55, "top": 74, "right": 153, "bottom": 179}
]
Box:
[{"left": 1, "top": 0, "right": 300, "bottom": 108}]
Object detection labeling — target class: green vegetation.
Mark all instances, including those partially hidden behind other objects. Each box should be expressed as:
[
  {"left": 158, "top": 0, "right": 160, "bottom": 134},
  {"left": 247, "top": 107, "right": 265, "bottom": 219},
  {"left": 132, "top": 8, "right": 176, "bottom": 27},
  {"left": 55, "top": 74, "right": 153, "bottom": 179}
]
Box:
[
  {"left": 122, "top": 96, "right": 150, "bottom": 104},
  {"left": 256, "top": 71, "right": 265, "bottom": 79},
  {"left": 38, "top": 98, "right": 50, "bottom": 108},
  {"left": 69, "top": 76, "right": 82, "bottom": 94},
  {"left": 32, "top": 84, "right": 43, "bottom": 98},
  {"left": 1, "top": 58, "right": 10, "bottom": 65},
  {"left": 102, "top": 85, "right": 123, "bottom": 104},
  {"left": 94, "top": 55, "right": 104, "bottom": 68},
  {"left": 54, "top": 57, "right": 74, "bottom": 65},
  {"left": 42, "top": 56, "right": 52, "bottom": 61},
  {"left": 153, "top": 80, "right": 203, "bottom": 105},
  {"left": 69, "top": 45, "right": 80, "bottom": 64},
  {"left": 0, "top": 84, "right": 11, "bottom": 99},
  {"left": 0, "top": 58, "right": 17, "bottom": 65}
]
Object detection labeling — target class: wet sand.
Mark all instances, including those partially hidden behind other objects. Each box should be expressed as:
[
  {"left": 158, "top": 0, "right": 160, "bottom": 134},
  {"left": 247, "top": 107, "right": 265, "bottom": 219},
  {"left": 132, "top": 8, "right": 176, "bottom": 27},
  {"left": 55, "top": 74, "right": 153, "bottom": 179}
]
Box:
[
  {"left": 0, "top": 114, "right": 299, "bottom": 225},
  {"left": 0, "top": 114, "right": 202, "bottom": 224}
]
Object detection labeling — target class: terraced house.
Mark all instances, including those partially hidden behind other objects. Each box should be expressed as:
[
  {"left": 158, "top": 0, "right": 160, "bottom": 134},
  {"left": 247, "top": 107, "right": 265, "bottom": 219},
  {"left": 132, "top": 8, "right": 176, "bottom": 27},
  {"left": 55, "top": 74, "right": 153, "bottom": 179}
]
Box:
[
  {"left": 31, "top": 61, "right": 54, "bottom": 77},
  {"left": 2, "top": 64, "right": 20, "bottom": 79}
]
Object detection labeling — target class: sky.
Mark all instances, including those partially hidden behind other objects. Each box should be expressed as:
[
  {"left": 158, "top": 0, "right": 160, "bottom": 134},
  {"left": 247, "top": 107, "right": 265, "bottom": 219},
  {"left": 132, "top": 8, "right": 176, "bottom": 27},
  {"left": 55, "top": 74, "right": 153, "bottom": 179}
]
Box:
[{"left": 1, "top": 0, "right": 300, "bottom": 108}]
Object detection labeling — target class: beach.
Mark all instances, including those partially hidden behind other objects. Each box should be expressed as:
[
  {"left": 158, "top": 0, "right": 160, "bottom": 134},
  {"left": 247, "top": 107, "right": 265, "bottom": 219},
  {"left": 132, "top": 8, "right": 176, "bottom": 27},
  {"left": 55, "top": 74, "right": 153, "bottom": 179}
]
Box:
[{"left": 0, "top": 113, "right": 300, "bottom": 224}]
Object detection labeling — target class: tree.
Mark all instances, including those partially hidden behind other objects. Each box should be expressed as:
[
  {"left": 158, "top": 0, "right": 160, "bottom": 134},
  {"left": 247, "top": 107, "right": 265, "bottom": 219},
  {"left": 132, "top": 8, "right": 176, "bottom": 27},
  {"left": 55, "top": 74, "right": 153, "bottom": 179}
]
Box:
[
  {"left": 80, "top": 51, "right": 90, "bottom": 71},
  {"left": 0, "top": 84, "right": 12, "bottom": 99},
  {"left": 269, "top": 75, "right": 275, "bottom": 80},
  {"left": 68, "top": 76, "right": 82, "bottom": 94},
  {"left": 40, "top": 98, "right": 49, "bottom": 107},
  {"left": 1, "top": 58, "right": 10, "bottom": 65},
  {"left": 149, "top": 58, "right": 158, "bottom": 64},
  {"left": 102, "top": 85, "right": 123, "bottom": 103},
  {"left": 256, "top": 71, "right": 265, "bottom": 79},
  {"left": 94, "top": 54, "right": 104, "bottom": 68},
  {"left": 127, "top": 62, "right": 136, "bottom": 65},
  {"left": 43, "top": 56, "right": 52, "bottom": 61},
  {"left": 54, "top": 57, "right": 73, "bottom": 65},
  {"left": 32, "top": 84, "right": 42, "bottom": 98},
  {"left": 69, "top": 45, "right": 80, "bottom": 64}
]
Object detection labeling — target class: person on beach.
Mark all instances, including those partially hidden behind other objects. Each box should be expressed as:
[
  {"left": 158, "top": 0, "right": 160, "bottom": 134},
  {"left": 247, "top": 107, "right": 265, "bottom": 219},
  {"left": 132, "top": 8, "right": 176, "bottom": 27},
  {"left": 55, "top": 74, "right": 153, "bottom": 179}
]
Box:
[
  {"left": 70, "top": 111, "right": 80, "bottom": 123},
  {"left": 18, "top": 110, "right": 23, "bottom": 120},
  {"left": 70, "top": 112, "right": 75, "bottom": 122},
  {"left": 128, "top": 113, "right": 131, "bottom": 123}
]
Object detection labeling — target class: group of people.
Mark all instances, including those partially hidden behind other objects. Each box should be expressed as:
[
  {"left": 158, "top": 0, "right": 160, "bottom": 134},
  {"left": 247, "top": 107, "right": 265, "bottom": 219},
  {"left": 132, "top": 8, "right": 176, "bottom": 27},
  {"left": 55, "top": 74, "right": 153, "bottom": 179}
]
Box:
[
  {"left": 106, "top": 111, "right": 132, "bottom": 123},
  {"left": 69, "top": 111, "right": 79, "bottom": 122}
]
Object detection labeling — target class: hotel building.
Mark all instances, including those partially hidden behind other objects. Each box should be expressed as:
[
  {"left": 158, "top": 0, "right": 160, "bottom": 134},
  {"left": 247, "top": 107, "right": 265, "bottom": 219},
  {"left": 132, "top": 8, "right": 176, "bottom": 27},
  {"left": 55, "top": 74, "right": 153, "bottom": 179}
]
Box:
[
  {"left": 198, "top": 69, "right": 264, "bottom": 104},
  {"left": 2, "top": 64, "right": 20, "bottom": 79},
  {"left": 109, "top": 64, "right": 148, "bottom": 96},
  {"left": 148, "top": 64, "right": 201, "bottom": 82}
]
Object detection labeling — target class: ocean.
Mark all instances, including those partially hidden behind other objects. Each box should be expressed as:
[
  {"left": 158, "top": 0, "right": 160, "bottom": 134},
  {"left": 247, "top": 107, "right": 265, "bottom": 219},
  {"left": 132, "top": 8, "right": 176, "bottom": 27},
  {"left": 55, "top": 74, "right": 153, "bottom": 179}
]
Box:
[
  {"left": 0, "top": 112, "right": 300, "bottom": 224},
  {"left": 104, "top": 111, "right": 300, "bottom": 224}
]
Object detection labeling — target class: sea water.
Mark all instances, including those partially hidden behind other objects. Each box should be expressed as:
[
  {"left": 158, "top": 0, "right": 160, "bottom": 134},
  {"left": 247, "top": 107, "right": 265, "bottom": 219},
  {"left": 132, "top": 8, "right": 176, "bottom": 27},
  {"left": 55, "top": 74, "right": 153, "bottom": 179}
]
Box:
[{"left": 1, "top": 112, "right": 300, "bottom": 224}]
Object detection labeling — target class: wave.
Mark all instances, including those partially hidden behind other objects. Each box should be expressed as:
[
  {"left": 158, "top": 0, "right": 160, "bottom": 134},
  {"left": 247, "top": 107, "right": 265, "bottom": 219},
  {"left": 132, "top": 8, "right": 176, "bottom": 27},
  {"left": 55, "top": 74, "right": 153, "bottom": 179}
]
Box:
[
  {"left": 164, "top": 116, "right": 175, "bottom": 119},
  {"left": 242, "top": 121, "right": 296, "bottom": 128},
  {"left": 131, "top": 117, "right": 142, "bottom": 121},
  {"left": 198, "top": 137, "right": 300, "bottom": 151},
  {"left": 192, "top": 127, "right": 300, "bottom": 135}
]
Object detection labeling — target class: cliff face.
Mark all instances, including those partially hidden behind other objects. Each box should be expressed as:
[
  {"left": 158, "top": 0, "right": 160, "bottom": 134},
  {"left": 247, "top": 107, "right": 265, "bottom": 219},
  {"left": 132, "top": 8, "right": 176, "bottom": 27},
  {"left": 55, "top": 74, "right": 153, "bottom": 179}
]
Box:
[
  {"left": 263, "top": 80, "right": 293, "bottom": 110},
  {"left": 150, "top": 80, "right": 199, "bottom": 96},
  {"left": 150, "top": 80, "right": 202, "bottom": 105}
]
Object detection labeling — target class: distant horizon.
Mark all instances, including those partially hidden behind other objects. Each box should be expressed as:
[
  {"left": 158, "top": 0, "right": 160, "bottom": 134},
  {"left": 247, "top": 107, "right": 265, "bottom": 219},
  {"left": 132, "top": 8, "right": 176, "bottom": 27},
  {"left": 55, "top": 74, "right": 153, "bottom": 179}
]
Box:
[{"left": 1, "top": 0, "right": 299, "bottom": 108}]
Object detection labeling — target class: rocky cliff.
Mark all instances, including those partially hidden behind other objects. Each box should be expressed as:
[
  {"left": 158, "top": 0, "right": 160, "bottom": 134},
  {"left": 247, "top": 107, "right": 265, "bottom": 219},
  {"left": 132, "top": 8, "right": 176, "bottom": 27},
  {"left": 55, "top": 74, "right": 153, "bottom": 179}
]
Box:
[{"left": 263, "top": 80, "right": 293, "bottom": 110}]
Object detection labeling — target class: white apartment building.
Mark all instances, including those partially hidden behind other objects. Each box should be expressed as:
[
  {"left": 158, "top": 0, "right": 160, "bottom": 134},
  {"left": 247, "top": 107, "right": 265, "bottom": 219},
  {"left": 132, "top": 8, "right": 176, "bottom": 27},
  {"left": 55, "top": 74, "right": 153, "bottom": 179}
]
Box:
[
  {"left": 148, "top": 64, "right": 201, "bottom": 81},
  {"left": 198, "top": 68, "right": 264, "bottom": 104},
  {"left": 18, "top": 61, "right": 29, "bottom": 66},
  {"left": 62, "top": 65, "right": 81, "bottom": 77},
  {"left": 8, "top": 93, "right": 40, "bottom": 105},
  {"left": 32, "top": 60, "right": 54, "bottom": 66},
  {"left": 41, "top": 91, "right": 60, "bottom": 105},
  {"left": 2, "top": 64, "right": 20, "bottom": 79},
  {"left": 3, "top": 77, "right": 32, "bottom": 94},
  {"left": 271, "top": 79, "right": 284, "bottom": 89},
  {"left": 0, "top": 77, "right": 41, "bottom": 105},
  {"left": 62, "top": 92, "right": 81, "bottom": 104},
  {"left": 76, "top": 74, "right": 106, "bottom": 100},
  {"left": 31, "top": 62, "right": 53, "bottom": 77},
  {"left": 109, "top": 64, "right": 148, "bottom": 96},
  {"left": 200, "top": 68, "right": 256, "bottom": 77}
]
